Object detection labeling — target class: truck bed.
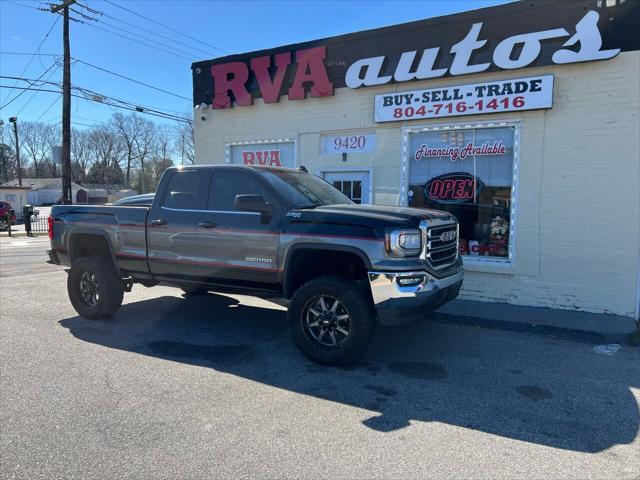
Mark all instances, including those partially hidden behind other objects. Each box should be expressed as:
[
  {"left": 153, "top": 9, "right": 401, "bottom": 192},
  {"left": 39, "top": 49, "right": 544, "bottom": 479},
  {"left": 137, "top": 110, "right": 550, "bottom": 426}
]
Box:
[{"left": 50, "top": 204, "right": 150, "bottom": 275}]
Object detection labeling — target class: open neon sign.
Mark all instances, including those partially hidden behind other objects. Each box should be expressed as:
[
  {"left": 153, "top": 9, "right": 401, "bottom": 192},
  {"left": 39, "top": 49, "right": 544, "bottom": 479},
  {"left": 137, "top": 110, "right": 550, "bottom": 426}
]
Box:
[{"left": 424, "top": 172, "right": 484, "bottom": 203}]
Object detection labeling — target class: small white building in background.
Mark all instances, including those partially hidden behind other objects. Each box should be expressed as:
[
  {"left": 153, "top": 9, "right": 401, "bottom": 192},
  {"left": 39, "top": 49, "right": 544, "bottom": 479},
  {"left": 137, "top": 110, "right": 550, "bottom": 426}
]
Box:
[
  {"left": 0, "top": 178, "right": 82, "bottom": 205},
  {"left": 0, "top": 185, "right": 30, "bottom": 217}
]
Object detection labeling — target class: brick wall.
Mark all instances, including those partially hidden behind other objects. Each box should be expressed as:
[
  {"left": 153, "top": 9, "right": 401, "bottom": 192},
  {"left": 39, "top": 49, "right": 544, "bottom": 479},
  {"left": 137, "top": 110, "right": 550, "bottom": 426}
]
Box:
[{"left": 195, "top": 51, "right": 640, "bottom": 319}]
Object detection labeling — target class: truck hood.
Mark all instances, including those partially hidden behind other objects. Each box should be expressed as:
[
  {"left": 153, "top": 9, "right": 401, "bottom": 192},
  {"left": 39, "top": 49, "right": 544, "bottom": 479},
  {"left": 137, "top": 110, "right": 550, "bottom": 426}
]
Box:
[{"left": 307, "top": 204, "right": 455, "bottom": 226}]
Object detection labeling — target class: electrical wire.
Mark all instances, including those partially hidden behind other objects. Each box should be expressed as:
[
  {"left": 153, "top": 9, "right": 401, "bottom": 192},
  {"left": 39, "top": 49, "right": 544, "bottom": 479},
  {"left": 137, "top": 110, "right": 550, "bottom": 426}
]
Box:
[
  {"left": 71, "top": 11, "right": 200, "bottom": 60},
  {"left": 16, "top": 63, "right": 63, "bottom": 115},
  {"left": 73, "top": 3, "right": 215, "bottom": 58},
  {"left": 0, "top": 85, "right": 193, "bottom": 124},
  {"left": 75, "top": 60, "right": 191, "bottom": 101},
  {"left": 36, "top": 94, "right": 61, "bottom": 122},
  {"left": 2, "top": 75, "right": 189, "bottom": 117},
  {"left": 0, "top": 60, "right": 59, "bottom": 109},
  {"left": 0, "top": 51, "right": 60, "bottom": 57},
  {"left": 101, "top": 0, "right": 227, "bottom": 54},
  {"left": 0, "top": 16, "right": 60, "bottom": 105},
  {"left": 64, "top": 13, "right": 193, "bottom": 61}
]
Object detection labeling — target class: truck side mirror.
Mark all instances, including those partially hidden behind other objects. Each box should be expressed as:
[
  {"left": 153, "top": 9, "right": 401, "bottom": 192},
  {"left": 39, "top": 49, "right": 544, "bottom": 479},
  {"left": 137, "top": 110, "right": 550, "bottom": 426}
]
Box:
[{"left": 234, "top": 194, "right": 274, "bottom": 217}]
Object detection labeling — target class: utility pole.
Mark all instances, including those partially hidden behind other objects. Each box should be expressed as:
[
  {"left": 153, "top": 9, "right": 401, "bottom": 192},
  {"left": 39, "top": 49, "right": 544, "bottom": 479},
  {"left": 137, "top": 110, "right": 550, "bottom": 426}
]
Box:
[
  {"left": 50, "top": 0, "right": 75, "bottom": 204},
  {"left": 8, "top": 117, "right": 22, "bottom": 186}
]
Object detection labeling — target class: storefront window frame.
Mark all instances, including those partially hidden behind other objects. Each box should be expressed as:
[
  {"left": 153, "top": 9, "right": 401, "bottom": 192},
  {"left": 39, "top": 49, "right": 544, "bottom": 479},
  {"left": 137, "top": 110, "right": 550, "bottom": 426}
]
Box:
[
  {"left": 224, "top": 137, "right": 297, "bottom": 168},
  {"left": 400, "top": 119, "right": 521, "bottom": 267}
]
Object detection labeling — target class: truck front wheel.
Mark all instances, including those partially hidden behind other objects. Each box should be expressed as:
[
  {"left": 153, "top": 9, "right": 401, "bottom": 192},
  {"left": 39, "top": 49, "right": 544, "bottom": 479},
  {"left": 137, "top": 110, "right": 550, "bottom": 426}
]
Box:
[
  {"left": 288, "top": 276, "right": 376, "bottom": 366},
  {"left": 68, "top": 255, "right": 124, "bottom": 319}
]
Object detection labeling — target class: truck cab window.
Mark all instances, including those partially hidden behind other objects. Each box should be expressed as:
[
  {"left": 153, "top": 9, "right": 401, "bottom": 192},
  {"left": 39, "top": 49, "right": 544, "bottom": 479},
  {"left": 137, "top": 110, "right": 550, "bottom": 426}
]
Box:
[
  {"left": 208, "top": 170, "right": 273, "bottom": 211},
  {"left": 162, "top": 170, "right": 202, "bottom": 209}
]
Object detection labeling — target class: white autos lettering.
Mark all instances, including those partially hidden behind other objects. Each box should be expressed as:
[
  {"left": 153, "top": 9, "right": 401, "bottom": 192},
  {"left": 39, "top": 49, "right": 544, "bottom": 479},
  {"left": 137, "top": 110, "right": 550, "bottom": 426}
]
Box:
[
  {"left": 493, "top": 28, "right": 569, "bottom": 69},
  {"left": 345, "top": 56, "right": 392, "bottom": 88},
  {"left": 449, "top": 23, "right": 491, "bottom": 75},
  {"left": 552, "top": 10, "right": 620, "bottom": 63},
  {"left": 394, "top": 48, "right": 447, "bottom": 82}
]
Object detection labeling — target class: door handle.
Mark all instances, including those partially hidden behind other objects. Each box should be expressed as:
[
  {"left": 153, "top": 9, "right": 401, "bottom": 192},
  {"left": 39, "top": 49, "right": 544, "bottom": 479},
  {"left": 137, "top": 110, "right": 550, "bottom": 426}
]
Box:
[
  {"left": 197, "top": 221, "right": 217, "bottom": 229},
  {"left": 149, "top": 218, "right": 167, "bottom": 227}
]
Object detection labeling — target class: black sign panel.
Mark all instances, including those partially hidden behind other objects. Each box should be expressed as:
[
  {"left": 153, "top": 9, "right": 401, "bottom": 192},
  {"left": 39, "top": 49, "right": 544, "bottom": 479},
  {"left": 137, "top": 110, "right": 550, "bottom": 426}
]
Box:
[{"left": 192, "top": 0, "right": 639, "bottom": 106}]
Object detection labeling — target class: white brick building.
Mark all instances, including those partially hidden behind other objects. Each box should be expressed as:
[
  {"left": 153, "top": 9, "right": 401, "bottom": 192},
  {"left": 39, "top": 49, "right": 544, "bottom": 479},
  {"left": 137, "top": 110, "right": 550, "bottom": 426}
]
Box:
[{"left": 192, "top": 0, "right": 639, "bottom": 321}]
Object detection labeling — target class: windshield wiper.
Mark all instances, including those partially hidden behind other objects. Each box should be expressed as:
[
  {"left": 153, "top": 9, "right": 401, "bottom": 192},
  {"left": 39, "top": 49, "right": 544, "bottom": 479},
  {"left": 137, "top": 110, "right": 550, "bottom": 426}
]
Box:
[{"left": 297, "top": 203, "right": 322, "bottom": 209}]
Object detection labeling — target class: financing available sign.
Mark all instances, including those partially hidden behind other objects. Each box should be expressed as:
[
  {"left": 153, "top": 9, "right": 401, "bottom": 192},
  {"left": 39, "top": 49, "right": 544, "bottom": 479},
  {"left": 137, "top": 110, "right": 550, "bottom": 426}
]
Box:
[{"left": 375, "top": 75, "right": 553, "bottom": 122}]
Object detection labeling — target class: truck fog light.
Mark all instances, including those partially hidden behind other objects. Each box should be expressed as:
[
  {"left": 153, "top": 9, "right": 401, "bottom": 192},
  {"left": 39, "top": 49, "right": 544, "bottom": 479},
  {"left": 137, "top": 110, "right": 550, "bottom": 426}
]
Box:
[{"left": 397, "top": 275, "right": 424, "bottom": 287}]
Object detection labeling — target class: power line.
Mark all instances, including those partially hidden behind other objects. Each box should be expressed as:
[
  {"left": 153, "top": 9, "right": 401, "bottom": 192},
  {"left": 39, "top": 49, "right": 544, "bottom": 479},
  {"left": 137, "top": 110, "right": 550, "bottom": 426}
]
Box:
[
  {"left": 16, "top": 63, "right": 63, "bottom": 115},
  {"left": 0, "top": 60, "right": 60, "bottom": 109},
  {"left": 0, "top": 51, "right": 61, "bottom": 57},
  {"left": 63, "top": 13, "right": 194, "bottom": 61},
  {"left": 75, "top": 60, "right": 191, "bottom": 101},
  {"left": 2, "top": 75, "right": 189, "bottom": 116},
  {"left": 74, "top": 2, "right": 215, "bottom": 58},
  {"left": 2, "top": 53, "right": 191, "bottom": 101},
  {"left": 102, "top": 0, "right": 227, "bottom": 54},
  {"left": 36, "top": 94, "right": 62, "bottom": 122},
  {"left": 71, "top": 11, "right": 200, "bottom": 60},
  {"left": 0, "top": 16, "right": 60, "bottom": 105},
  {"left": 0, "top": 85, "right": 193, "bottom": 124}
]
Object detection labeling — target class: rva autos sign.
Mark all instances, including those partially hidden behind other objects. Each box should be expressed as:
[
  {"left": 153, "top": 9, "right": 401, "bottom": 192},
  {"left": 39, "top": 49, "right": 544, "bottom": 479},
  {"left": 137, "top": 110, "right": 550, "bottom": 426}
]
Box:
[
  {"left": 375, "top": 75, "right": 553, "bottom": 122},
  {"left": 191, "top": 1, "right": 636, "bottom": 109}
]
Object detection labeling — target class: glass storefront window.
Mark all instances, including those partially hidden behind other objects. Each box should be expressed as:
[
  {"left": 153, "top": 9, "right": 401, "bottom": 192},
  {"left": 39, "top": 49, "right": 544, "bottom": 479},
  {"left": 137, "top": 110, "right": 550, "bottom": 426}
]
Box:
[{"left": 407, "top": 125, "right": 515, "bottom": 260}]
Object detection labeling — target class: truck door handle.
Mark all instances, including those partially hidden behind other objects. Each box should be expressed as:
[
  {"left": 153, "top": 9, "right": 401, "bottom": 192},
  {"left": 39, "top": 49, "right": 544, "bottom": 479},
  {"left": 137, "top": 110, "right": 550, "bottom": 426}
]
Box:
[
  {"left": 197, "top": 221, "right": 217, "bottom": 229},
  {"left": 150, "top": 219, "right": 167, "bottom": 227}
]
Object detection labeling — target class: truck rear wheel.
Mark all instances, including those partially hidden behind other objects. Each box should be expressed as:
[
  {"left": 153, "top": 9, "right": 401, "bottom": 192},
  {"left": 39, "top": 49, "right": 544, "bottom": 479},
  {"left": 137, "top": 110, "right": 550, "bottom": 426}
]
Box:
[
  {"left": 68, "top": 255, "right": 124, "bottom": 319},
  {"left": 288, "top": 276, "right": 376, "bottom": 366}
]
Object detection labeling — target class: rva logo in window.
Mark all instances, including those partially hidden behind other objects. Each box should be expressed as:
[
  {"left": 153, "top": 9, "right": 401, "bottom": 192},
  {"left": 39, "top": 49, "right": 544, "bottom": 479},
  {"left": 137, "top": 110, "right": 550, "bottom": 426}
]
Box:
[
  {"left": 425, "top": 172, "right": 484, "bottom": 203},
  {"left": 241, "top": 150, "right": 282, "bottom": 167}
]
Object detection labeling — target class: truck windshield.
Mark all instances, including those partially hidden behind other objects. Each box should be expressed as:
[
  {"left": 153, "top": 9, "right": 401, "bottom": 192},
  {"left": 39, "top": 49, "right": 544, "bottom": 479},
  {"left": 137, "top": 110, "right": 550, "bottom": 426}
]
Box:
[{"left": 258, "top": 170, "right": 353, "bottom": 208}]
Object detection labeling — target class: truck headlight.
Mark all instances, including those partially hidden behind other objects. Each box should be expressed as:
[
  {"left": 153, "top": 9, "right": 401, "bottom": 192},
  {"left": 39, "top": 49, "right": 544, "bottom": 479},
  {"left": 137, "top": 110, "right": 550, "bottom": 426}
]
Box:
[{"left": 386, "top": 229, "right": 421, "bottom": 257}]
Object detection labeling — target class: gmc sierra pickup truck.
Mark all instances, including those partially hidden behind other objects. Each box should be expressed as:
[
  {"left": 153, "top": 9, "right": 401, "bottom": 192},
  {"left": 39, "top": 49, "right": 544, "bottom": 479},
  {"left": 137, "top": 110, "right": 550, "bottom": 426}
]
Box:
[{"left": 48, "top": 165, "right": 463, "bottom": 365}]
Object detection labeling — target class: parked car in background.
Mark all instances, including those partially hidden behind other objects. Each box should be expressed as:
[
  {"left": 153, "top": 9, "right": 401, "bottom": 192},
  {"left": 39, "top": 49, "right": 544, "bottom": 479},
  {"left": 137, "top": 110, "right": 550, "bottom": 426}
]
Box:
[
  {"left": 111, "top": 193, "right": 155, "bottom": 207},
  {"left": 0, "top": 201, "right": 17, "bottom": 230}
]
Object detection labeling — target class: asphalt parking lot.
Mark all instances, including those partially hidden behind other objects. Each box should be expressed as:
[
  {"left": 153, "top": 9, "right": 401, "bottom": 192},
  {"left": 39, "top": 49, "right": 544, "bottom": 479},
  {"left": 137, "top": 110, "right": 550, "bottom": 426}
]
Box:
[{"left": 1, "top": 236, "right": 639, "bottom": 479}]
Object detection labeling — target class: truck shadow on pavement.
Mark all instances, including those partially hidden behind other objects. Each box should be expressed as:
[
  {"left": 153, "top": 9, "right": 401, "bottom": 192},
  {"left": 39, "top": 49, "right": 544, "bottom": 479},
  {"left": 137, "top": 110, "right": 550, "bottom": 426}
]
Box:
[{"left": 58, "top": 292, "right": 639, "bottom": 453}]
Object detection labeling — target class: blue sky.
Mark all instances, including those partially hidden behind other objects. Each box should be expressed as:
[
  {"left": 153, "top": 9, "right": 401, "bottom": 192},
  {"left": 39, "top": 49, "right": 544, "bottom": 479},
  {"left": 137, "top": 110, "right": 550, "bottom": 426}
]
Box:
[{"left": 0, "top": 0, "right": 508, "bottom": 128}]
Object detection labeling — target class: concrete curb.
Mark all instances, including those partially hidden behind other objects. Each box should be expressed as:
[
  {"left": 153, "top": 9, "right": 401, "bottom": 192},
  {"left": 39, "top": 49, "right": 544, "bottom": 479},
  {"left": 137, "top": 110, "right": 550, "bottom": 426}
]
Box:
[{"left": 435, "top": 299, "right": 639, "bottom": 344}]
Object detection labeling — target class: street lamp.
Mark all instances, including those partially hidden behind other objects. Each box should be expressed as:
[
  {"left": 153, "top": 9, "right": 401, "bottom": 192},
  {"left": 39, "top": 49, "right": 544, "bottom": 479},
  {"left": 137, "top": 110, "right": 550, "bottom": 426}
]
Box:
[{"left": 8, "top": 117, "right": 22, "bottom": 186}]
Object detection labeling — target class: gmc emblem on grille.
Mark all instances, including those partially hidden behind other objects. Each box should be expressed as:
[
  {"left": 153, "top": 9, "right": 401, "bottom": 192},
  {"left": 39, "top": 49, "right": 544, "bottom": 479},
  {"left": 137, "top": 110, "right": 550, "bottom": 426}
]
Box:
[{"left": 440, "top": 230, "right": 457, "bottom": 242}]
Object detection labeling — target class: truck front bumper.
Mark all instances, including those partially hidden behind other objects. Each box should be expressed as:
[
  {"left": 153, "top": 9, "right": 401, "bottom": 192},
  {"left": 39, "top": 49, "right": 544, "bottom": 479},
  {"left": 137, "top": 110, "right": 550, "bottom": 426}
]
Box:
[{"left": 368, "top": 269, "right": 463, "bottom": 326}]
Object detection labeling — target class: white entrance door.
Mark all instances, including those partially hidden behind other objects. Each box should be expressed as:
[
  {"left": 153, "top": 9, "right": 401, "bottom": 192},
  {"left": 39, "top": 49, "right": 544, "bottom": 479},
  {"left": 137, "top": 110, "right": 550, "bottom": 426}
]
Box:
[{"left": 322, "top": 171, "right": 371, "bottom": 204}]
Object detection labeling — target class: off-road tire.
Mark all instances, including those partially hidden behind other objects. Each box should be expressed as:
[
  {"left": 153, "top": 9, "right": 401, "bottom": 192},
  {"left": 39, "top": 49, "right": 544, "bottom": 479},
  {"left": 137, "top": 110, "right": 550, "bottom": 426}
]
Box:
[
  {"left": 68, "top": 255, "right": 124, "bottom": 319},
  {"left": 288, "top": 275, "right": 376, "bottom": 366}
]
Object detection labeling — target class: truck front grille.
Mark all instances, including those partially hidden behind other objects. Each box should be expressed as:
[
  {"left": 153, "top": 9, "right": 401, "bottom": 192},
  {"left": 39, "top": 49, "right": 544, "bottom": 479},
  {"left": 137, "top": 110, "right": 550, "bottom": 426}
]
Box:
[{"left": 424, "top": 222, "right": 459, "bottom": 270}]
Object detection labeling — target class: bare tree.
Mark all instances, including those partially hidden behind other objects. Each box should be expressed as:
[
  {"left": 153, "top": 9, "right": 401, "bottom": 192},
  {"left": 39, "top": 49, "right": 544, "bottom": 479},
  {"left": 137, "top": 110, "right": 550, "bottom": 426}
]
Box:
[
  {"left": 175, "top": 119, "right": 194, "bottom": 165},
  {"left": 0, "top": 124, "right": 17, "bottom": 183},
  {"left": 111, "top": 113, "right": 142, "bottom": 186},
  {"left": 86, "top": 125, "right": 123, "bottom": 185},
  {"left": 44, "top": 125, "right": 61, "bottom": 177},
  {"left": 70, "top": 128, "right": 92, "bottom": 183},
  {"left": 132, "top": 119, "right": 156, "bottom": 193},
  {"left": 20, "top": 121, "right": 52, "bottom": 178},
  {"left": 155, "top": 124, "right": 174, "bottom": 174}
]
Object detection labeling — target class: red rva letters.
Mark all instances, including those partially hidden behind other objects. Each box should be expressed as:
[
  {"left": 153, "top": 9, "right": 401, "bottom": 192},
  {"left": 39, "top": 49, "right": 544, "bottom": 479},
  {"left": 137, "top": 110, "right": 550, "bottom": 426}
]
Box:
[
  {"left": 211, "top": 62, "right": 252, "bottom": 109},
  {"left": 211, "top": 46, "right": 333, "bottom": 108},
  {"left": 242, "top": 150, "right": 282, "bottom": 167},
  {"left": 288, "top": 47, "right": 334, "bottom": 100},
  {"left": 251, "top": 52, "right": 292, "bottom": 104}
]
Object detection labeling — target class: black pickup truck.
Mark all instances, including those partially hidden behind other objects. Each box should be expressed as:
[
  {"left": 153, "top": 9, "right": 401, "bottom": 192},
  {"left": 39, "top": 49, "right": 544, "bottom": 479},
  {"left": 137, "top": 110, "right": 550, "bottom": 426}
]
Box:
[{"left": 48, "top": 165, "right": 463, "bottom": 365}]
